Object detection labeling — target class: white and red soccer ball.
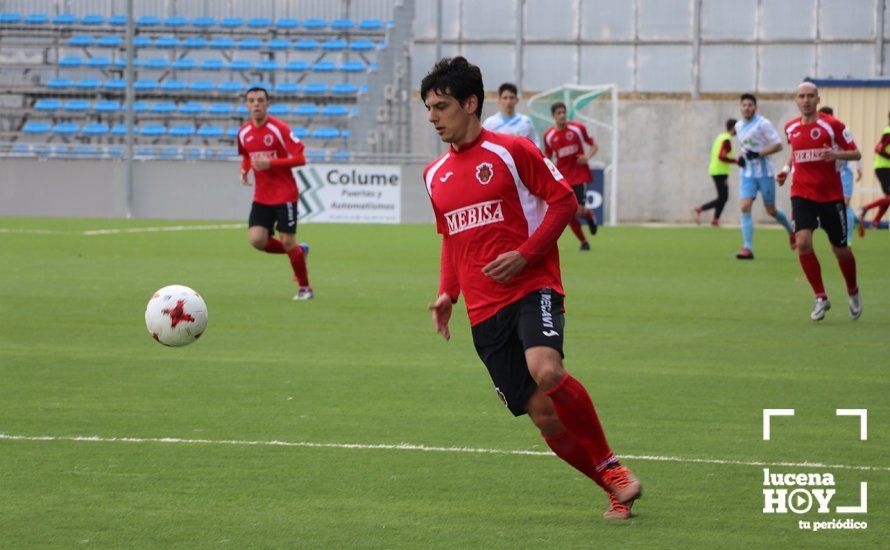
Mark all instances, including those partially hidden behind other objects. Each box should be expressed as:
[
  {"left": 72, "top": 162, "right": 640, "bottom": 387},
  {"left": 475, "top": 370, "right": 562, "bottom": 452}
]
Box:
[{"left": 145, "top": 285, "right": 208, "bottom": 346}]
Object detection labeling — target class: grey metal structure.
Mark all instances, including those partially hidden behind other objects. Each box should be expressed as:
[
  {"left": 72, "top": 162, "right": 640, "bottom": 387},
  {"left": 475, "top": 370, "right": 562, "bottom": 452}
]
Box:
[{"left": 414, "top": 0, "right": 887, "bottom": 94}]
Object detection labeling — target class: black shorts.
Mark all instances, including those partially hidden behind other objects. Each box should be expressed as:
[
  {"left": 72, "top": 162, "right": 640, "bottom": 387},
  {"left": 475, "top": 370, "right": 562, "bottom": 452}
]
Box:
[
  {"left": 470, "top": 288, "right": 565, "bottom": 417},
  {"left": 876, "top": 167, "right": 890, "bottom": 195},
  {"left": 248, "top": 201, "right": 298, "bottom": 235},
  {"left": 791, "top": 196, "right": 848, "bottom": 248},
  {"left": 572, "top": 183, "right": 589, "bottom": 205}
]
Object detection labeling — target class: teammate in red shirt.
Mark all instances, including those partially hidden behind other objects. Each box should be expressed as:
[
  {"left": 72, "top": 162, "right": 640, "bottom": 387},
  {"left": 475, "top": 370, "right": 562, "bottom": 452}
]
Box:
[
  {"left": 422, "top": 57, "right": 642, "bottom": 520},
  {"left": 238, "top": 87, "right": 313, "bottom": 300},
  {"left": 776, "top": 82, "right": 862, "bottom": 321},
  {"left": 543, "top": 103, "right": 598, "bottom": 250}
]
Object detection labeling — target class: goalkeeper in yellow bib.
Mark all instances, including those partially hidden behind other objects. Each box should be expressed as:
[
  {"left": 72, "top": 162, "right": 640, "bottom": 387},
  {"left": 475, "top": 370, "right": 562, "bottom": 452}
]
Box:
[{"left": 694, "top": 119, "right": 742, "bottom": 226}]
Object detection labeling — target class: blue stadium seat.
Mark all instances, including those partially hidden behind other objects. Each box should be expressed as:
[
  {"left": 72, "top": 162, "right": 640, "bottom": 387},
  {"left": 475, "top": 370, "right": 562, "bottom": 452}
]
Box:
[
  {"left": 68, "top": 35, "right": 94, "bottom": 47},
  {"left": 47, "top": 77, "right": 74, "bottom": 90},
  {"left": 63, "top": 100, "right": 91, "bottom": 112},
  {"left": 114, "top": 58, "right": 142, "bottom": 69},
  {"left": 311, "top": 61, "right": 337, "bottom": 72},
  {"left": 207, "top": 103, "right": 233, "bottom": 116},
  {"left": 236, "top": 105, "right": 249, "bottom": 116},
  {"left": 104, "top": 79, "right": 127, "bottom": 90},
  {"left": 225, "top": 127, "right": 239, "bottom": 138},
  {"left": 160, "top": 146, "right": 180, "bottom": 159},
  {"left": 142, "top": 57, "right": 169, "bottom": 70},
  {"left": 108, "top": 15, "right": 127, "bottom": 26},
  {"left": 331, "top": 19, "right": 355, "bottom": 31},
  {"left": 331, "top": 149, "right": 350, "bottom": 162},
  {"left": 332, "top": 83, "right": 358, "bottom": 95},
  {"left": 358, "top": 19, "right": 383, "bottom": 31},
  {"left": 34, "top": 98, "right": 62, "bottom": 112},
  {"left": 292, "top": 126, "right": 310, "bottom": 139},
  {"left": 141, "top": 125, "right": 167, "bottom": 137},
  {"left": 197, "top": 125, "right": 223, "bottom": 138},
  {"left": 340, "top": 61, "right": 367, "bottom": 73},
  {"left": 134, "top": 146, "right": 156, "bottom": 156},
  {"left": 267, "top": 38, "right": 291, "bottom": 50},
  {"left": 59, "top": 55, "right": 84, "bottom": 68},
  {"left": 209, "top": 37, "right": 234, "bottom": 49},
  {"left": 322, "top": 105, "right": 350, "bottom": 118},
  {"left": 159, "top": 80, "right": 186, "bottom": 92},
  {"left": 284, "top": 60, "right": 309, "bottom": 72},
  {"left": 24, "top": 13, "right": 50, "bottom": 25},
  {"left": 348, "top": 40, "right": 375, "bottom": 52},
  {"left": 96, "top": 35, "right": 123, "bottom": 48},
  {"left": 73, "top": 145, "right": 100, "bottom": 157},
  {"left": 306, "top": 148, "right": 327, "bottom": 162},
  {"left": 75, "top": 78, "right": 102, "bottom": 90},
  {"left": 274, "top": 82, "right": 300, "bottom": 95},
  {"left": 169, "top": 125, "right": 196, "bottom": 138},
  {"left": 312, "top": 127, "right": 340, "bottom": 140},
  {"left": 216, "top": 147, "right": 238, "bottom": 159},
  {"left": 228, "top": 59, "right": 253, "bottom": 71},
  {"left": 182, "top": 37, "right": 208, "bottom": 49},
  {"left": 293, "top": 39, "right": 319, "bottom": 51},
  {"left": 256, "top": 60, "right": 280, "bottom": 72},
  {"left": 52, "top": 13, "right": 77, "bottom": 25},
  {"left": 275, "top": 18, "right": 299, "bottom": 29},
  {"left": 151, "top": 102, "right": 177, "bottom": 114},
  {"left": 134, "top": 79, "right": 159, "bottom": 91},
  {"left": 188, "top": 81, "right": 215, "bottom": 93},
  {"left": 164, "top": 16, "right": 188, "bottom": 27},
  {"left": 172, "top": 59, "right": 196, "bottom": 71},
  {"left": 133, "top": 36, "right": 153, "bottom": 48},
  {"left": 268, "top": 104, "right": 291, "bottom": 116},
  {"left": 94, "top": 100, "right": 121, "bottom": 113},
  {"left": 53, "top": 122, "right": 80, "bottom": 136},
  {"left": 80, "top": 14, "right": 104, "bottom": 25},
  {"left": 187, "top": 147, "right": 204, "bottom": 160},
  {"left": 217, "top": 81, "right": 243, "bottom": 93},
  {"left": 303, "top": 19, "right": 327, "bottom": 30},
  {"left": 293, "top": 104, "right": 320, "bottom": 117},
  {"left": 136, "top": 15, "right": 161, "bottom": 27},
  {"left": 107, "top": 145, "right": 125, "bottom": 158},
  {"left": 0, "top": 13, "right": 21, "bottom": 24},
  {"left": 132, "top": 102, "right": 149, "bottom": 113},
  {"left": 340, "top": 129, "right": 349, "bottom": 139},
  {"left": 179, "top": 102, "right": 205, "bottom": 115},
  {"left": 12, "top": 144, "right": 31, "bottom": 155},
  {"left": 82, "top": 123, "right": 110, "bottom": 137},
  {"left": 247, "top": 17, "right": 271, "bottom": 28},
  {"left": 200, "top": 59, "right": 225, "bottom": 71},
  {"left": 303, "top": 83, "right": 329, "bottom": 95},
  {"left": 111, "top": 124, "right": 132, "bottom": 136},
  {"left": 85, "top": 56, "right": 112, "bottom": 69},
  {"left": 155, "top": 36, "right": 180, "bottom": 48},
  {"left": 219, "top": 17, "right": 243, "bottom": 29},
  {"left": 191, "top": 17, "right": 215, "bottom": 28},
  {"left": 49, "top": 145, "right": 69, "bottom": 156},
  {"left": 23, "top": 121, "right": 52, "bottom": 134},
  {"left": 237, "top": 38, "right": 263, "bottom": 50},
  {"left": 246, "top": 81, "right": 270, "bottom": 91},
  {"left": 322, "top": 39, "right": 347, "bottom": 52}
]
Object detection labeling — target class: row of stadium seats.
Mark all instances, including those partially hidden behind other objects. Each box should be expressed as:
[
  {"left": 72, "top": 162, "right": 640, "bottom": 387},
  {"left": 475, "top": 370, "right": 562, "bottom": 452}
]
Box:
[
  {"left": 63, "top": 36, "right": 381, "bottom": 51},
  {"left": 0, "top": 13, "right": 389, "bottom": 31},
  {"left": 56, "top": 57, "right": 372, "bottom": 73},
  {"left": 32, "top": 99, "right": 354, "bottom": 118},
  {"left": 9, "top": 143, "right": 351, "bottom": 162},
  {"left": 43, "top": 78, "right": 363, "bottom": 95},
  {"left": 21, "top": 121, "right": 349, "bottom": 140}
]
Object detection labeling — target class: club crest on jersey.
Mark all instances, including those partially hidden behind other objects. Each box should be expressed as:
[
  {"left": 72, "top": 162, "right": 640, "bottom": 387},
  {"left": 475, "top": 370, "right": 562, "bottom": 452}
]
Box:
[
  {"left": 810, "top": 128, "right": 822, "bottom": 140},
  {"left": 264, "top": 134, "right": 274, "bottom": 146},
  {"left": 475, "top": 162, "right": 493, "bottom": 184},
  {"left": 566, "top": 131, "right": 575, "bottom": 141}
]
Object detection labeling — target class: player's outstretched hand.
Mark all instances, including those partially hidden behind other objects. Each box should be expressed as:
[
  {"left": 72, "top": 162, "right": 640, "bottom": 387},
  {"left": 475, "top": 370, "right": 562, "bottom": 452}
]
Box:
[
  {"left": 482, "top": 250, "right": 528, "bottom": 284},
  {"left": 240, "top": 170, "right": 251, "bottom": 186},
  {"left": 776, "top": 171, "right": 788, "bottom": 186},
  {"left": 428, "top": 293, "right": 453, "bottom": 341},
  {"left": 252, "top": 158, "right": 271, "bottom": 171}
]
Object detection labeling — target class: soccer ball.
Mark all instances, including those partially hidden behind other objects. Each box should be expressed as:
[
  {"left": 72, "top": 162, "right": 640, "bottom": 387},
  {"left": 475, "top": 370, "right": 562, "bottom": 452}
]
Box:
[{"left": 145, "top": 285, "right": 208, "bottom": 347}]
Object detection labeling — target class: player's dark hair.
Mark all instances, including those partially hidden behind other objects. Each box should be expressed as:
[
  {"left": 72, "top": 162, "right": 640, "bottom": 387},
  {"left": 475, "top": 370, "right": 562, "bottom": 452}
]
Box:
[
  {"left": 819, "top": 106, "right": 833, "bottom": 115},
  {"left": 726, "top": 118, "right": 737, "bottom": 132},
  {"left": 420, "top": 56, "right": 484, "bottom": 119},
  {"left": 245, "top": 86, "right": 269, "bottom": 99},
  {"left": 551, "top": 101, "right": 567, "bottom": 115},
  {"left": 740, "top": 93, "right": 757, "bottom": 104},
  {"left": 498, "top": 82, "right": 518, "bottom": 96}
]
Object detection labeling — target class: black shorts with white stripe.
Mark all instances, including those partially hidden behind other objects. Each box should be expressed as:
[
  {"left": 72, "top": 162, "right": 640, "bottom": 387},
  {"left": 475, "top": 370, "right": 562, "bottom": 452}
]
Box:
[{"left": 791, "top": 196, "right": 847, "bottom": 248}]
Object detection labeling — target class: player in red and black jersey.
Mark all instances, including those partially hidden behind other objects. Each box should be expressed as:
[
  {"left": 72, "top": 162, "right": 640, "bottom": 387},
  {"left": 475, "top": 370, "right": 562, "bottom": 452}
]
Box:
[
  {"left": 776, "top": 82, "right": 862, "bottom": 321},
  {"left": 237, "top": 87, "right": 313, "bottom": 300},
  {"left": 422, "top": 57, "right": 642, "bottom": 520}
]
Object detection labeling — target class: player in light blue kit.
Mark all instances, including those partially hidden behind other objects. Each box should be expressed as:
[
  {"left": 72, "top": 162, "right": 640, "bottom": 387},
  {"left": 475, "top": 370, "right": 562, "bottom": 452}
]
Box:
[
  {"left": 482, "top": 82, "right": 540, "bottom": 148},
  {"left": 820, "top": 106, "right": 862, "bottom": 240},
  {"left": 734, "top": 93, "right": 796, "bottom": 259}
]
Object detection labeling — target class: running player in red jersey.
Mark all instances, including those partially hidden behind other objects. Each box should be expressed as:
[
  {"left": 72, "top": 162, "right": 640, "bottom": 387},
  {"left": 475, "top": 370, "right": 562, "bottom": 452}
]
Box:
[
  {"left": 543, "top": 103, "right": 598, "bottom": 251},
  {"left": 238, "top": 87, "right": 313, "bottom": 300},
  {"left": 776, "top": 82, "right": 862, "bottom": 321},
  {"left": 422, "top": 57, "right": 642, "bottom": 520}
]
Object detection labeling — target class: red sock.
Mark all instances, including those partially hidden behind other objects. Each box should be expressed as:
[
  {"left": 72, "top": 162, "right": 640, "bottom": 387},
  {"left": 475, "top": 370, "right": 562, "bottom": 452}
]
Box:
[
  {"left": 874, "top": 202, "right": 890, "bottom": 226},
  {"left": 287, "top": 246, "right": 309, "bottom": 287},
  {"left": 837, "top": 251, "right": 858, "bottom": 296},
  {"left": 263, "top": 237, "right": 286, "bottom": 254},
  {"left": 567, "top": 218, "right": 586, "bottom": 244},
  {"left": 798, "top": 250, "right": 826, "bottom": 298},
  {"left": 861, "top": 196, "right": 890, "bottom": 212},
  {"left": 544, "top": 429, "right": 609, "bottom": 492},
  {"left": 544, "top": 373, "right": 614, "bottom": 470}
]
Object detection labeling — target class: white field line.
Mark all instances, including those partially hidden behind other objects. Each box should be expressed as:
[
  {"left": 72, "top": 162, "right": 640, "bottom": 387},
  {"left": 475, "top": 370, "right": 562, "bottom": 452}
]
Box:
[
  {"left": 0, "top": 224, "right": 244, "bottom": 236},
  {"left": 1, "top": 433, "right": 887, "bottom": 472}
]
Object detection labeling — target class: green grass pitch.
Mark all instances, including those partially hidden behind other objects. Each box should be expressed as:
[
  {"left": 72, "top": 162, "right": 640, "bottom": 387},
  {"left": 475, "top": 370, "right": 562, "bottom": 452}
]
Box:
[{"left": 1, "top": 217, "right": 887, "bottom": 548}]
